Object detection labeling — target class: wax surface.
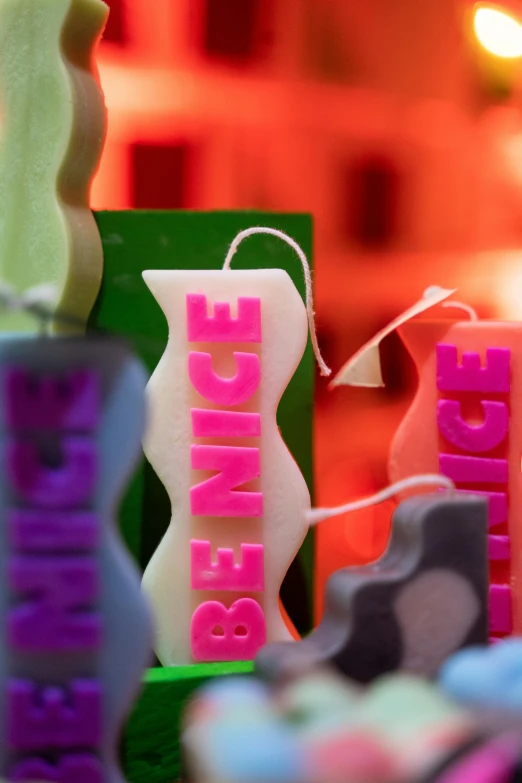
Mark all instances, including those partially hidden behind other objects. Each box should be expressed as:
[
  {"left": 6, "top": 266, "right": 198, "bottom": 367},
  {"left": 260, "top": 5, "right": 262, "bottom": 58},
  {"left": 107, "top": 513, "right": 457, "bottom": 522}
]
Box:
[
  {"left": 142, "top": 269, "right": 311, "bottom": 666},
  {"left": 0, "top": 0, "right": 108, "bottom": 333},
  {"left": 389, "top": 321, "right": 521, "bottom": 636},
  {"left": 256, "top": 494, "right": 488, "bottom": 683},
  {"left": 0, "top": 337, "right": 152, "bottom": 783}
]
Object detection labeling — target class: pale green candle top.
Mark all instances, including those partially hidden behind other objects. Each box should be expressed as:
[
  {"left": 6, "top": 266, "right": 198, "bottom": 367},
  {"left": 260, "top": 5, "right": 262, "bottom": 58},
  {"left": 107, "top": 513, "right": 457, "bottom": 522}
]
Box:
[{"left": 0, "top": 0, "right": 108, "bottom": 333}]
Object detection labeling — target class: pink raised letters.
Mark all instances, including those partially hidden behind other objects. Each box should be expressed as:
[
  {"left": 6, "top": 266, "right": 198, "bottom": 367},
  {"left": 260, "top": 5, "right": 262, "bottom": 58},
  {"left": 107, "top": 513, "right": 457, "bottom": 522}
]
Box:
[
  {"left": 437, "top": 343, "right": 512, "bottom": 638},
  {"left": 9, "top": 754, "right": 103, "bottom": 783},
  {"left": 191, "top": 445, "right": 263, "bottom": 517},
  {"left": 190, "top": 540, "right": 264, "bottom": 591},
  {"left": 439, "top": 455, "right": 508, "bottom": 485},
  {"left": 7, "top": 680, "right": 102, "bottom": 750},
  {"left": 489, "top": 536, "right": 510, "bottom": 561},
  {"left": 191, "top": 409, "right": 261, "bottom": 438},
  {"left": 437, "top": 400, "right": 509, "bottom": 453},
  {"left": 8, "top": 557, "right": 101, "bottom": 651},
  {"left": 448, "top": 490, "right": 507, "bottom": 529},
  {"left": 436, "top": 345, "right": 511, "bottom": 393},
  {"left": 187, "top": 294, "right": 261, "bottom": 343},
  {"left": 490, "top": 585, "right": 512, "bottom": 634},
  {"left": 190, "top": 597, "right": 266, "bottom": 661},
  {"left": 188, "top": 351, "right": 260, "bottom": 406},
  {"left": 187, "top": 291, "right": 265, "bottom": 661}
]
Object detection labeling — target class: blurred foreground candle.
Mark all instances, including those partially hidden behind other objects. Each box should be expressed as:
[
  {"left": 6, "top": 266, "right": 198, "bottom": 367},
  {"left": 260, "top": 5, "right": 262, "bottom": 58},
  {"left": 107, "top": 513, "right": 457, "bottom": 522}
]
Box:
[
  {"left": 388, "top": 319, "right": 521, "bottom": 640},
  {"left": 0, "top": 0, "right": 108, "bottom": 333},
  {"left": 0, "top": 337, "right": 152, "bottom": 782},
  {"left": 256, "top": 493, "right": 488, "bottom": 683},
  {"left": 141, "top": 228, "right": 325, "bottom": 666}
]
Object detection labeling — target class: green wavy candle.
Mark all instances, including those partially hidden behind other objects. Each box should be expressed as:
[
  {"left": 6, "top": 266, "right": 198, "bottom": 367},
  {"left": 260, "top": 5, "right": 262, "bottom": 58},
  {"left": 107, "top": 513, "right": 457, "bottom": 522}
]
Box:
[{"left": 0, "top": 0, "right": 108, "bottom": 332}]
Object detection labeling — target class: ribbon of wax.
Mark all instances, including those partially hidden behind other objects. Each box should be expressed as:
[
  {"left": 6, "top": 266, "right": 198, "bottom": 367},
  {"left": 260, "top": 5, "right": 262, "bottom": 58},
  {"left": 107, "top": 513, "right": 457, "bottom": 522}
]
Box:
[
  {"left": 0, "top": 0, "right": 108, "bottom": 334},
  {"left": 331, "top": 286, "right": 457, "bottom": 388}
]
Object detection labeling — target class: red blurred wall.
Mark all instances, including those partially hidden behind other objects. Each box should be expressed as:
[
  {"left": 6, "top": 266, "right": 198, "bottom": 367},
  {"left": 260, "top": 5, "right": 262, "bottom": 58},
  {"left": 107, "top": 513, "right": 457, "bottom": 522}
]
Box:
[{"left": 94, "top": 0, "right": 522, "bottom": 621}]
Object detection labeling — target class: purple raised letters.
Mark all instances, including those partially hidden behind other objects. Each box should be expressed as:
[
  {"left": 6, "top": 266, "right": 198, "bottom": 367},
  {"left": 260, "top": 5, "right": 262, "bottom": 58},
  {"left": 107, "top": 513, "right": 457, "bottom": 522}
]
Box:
[
  {"left": 7, "top": 680, "right": 102, "bottom": 750},
  {"left": 6, "top": 369, "right": 100, "bottom": 431},
  {"left": 8, "top": 509, "right": 99, "bottom": 552},
  {"left": 8, "top": 557, "right": 101, "bottom": 651},
  {"left": 7, "top": 438, "right": 97, "bottom": 508},
  {"left": 4, "top": 362, "right": 103, "bottom": 776},
  {"left": 9, "top": 754, "right": 103, "bottom": 783}
]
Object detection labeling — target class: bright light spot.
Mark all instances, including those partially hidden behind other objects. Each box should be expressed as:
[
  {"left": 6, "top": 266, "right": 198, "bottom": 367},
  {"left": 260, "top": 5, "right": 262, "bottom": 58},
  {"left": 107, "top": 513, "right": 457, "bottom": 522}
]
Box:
[{"left": 474, "top": 6, "right": 522, "bottom": 58}]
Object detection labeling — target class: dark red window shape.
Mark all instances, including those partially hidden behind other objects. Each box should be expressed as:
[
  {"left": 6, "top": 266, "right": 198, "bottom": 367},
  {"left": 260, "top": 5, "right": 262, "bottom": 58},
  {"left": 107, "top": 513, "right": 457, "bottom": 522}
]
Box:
[
  {"left": 202, "top": 0, "right": 260, "bottom": 62},
  {"left": 102, "top": 0, "right": 127, "bottom": 46},
  {"left": 131, "top": 143, "right": 194, "bottom": 210},
  {"left": 347, "top": 155, "right": 400, "bottom": 248}
]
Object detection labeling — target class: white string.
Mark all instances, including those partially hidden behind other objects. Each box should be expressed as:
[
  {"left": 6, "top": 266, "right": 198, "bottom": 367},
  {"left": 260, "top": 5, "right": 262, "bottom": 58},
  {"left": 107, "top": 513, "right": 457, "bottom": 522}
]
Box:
[
  {"left": 307, "top": 474, "right": 455, "bottom": 526},
  {"left": 423, "top": 286, "right": 478, "bottom": 321},
  {"left": 442, "top": 301, "right": 479, "bottom": 321},
  {"left": 223, "top": 227, "right": 331, "bottom": 377}
]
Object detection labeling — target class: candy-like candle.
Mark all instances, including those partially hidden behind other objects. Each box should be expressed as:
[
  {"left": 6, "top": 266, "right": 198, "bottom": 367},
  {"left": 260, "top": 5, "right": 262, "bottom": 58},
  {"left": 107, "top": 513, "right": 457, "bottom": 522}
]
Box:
[{"left": 142, "top": 229, "right": 327, "bottom": 666}]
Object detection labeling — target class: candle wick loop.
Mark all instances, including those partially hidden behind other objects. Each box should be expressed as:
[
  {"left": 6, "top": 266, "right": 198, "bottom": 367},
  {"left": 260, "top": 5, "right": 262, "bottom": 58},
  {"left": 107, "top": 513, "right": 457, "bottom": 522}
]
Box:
[{"left": 223, "top": 227, "right": 331, "bottom": 377}]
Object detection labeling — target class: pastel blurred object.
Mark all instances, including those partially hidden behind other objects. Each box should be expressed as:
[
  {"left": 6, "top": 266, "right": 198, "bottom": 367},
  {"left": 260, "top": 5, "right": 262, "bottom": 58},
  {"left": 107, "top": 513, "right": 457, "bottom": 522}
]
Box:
[
  {"left": 183, "top": 670, "right": 479, "bottom": 783},
  {"left": 0, "top": 0, "right": 108, "bottom": 333},
  {"left": 440, "top": 638, "right": 522, "bottom": 712},
  {"left": 257, "top": 494, "right": 488, "bottom": 683}
]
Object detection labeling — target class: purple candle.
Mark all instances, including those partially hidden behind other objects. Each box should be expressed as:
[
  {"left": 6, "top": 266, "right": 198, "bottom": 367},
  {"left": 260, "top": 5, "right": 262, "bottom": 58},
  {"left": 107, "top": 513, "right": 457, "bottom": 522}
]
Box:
[{"left": 0, "top": 337, "right": 152, "bottom": 783}]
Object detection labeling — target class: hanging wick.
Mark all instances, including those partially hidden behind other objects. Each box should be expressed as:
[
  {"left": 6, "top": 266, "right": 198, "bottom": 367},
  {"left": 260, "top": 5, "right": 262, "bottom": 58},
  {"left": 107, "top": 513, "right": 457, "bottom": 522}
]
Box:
[
  {"left": 223, "top": 227, "right": 331, "bottom": 377},
  {"left": 423, "top": 286, "right": 478, "bottom": 321},
  {"left": 307, "top": 474, "right": 455, "bottom": 526}
]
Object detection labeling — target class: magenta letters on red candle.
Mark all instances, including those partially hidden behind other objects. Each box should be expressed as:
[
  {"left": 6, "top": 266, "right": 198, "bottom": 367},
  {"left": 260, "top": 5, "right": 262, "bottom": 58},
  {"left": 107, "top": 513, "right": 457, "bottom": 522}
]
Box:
[
  {"left": 436, "top": 342, "right": 513, "bottom": 637},
  {"left": 436, "top": 345, "right": 511, "bottom": 393}
]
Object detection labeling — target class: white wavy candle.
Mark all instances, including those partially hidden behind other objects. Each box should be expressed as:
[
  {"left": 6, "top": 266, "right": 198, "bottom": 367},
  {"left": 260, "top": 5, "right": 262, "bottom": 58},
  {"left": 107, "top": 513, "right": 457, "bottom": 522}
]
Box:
[{"left": 142, "top": 269, "right": 311, "bottom": 666}]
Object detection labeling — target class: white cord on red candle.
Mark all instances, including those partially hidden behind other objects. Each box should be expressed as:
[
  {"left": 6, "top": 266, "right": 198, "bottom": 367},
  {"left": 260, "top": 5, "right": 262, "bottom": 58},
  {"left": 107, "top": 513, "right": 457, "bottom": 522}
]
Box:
[
  {"left": 423, "top": 286, "right": 478, "bottom": 321},
  {"left": 223, "top": 227, "right": 332, "bottom": 377},
  {"left": 307, "top": 474, "right": 455, "bottom": 526}
]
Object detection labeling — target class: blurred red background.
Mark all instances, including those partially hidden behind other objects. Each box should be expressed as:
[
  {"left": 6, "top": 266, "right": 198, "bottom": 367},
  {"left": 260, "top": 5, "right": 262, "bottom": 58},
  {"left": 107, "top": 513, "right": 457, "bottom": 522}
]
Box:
[{"left": 93, "top": 0, "right": 522, "bottom": 622}]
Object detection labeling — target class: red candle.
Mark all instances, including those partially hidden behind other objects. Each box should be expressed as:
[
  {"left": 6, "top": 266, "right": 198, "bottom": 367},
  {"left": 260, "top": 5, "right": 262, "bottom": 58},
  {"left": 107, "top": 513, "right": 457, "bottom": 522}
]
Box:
[{"left": 389, "top": 319, "right": 521, "bottom": 639}]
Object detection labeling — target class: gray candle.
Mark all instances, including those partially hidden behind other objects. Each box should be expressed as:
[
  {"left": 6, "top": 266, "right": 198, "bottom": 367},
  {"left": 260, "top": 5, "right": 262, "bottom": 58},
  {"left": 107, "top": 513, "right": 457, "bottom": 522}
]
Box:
[{"left": 257, "top": 494, "right": 488, "bottom": 683}]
